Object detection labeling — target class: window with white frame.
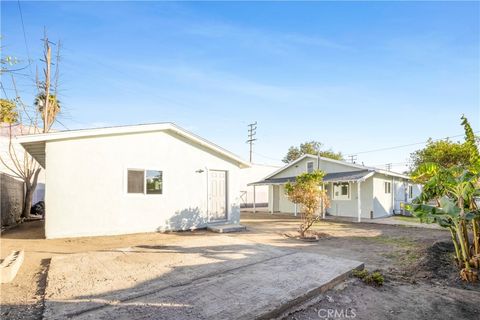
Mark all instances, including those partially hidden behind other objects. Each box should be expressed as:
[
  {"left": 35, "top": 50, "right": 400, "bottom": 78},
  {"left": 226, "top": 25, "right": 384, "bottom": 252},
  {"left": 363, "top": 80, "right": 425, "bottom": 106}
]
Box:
[
  {"left": 408, "top": 185, "right": 413, "bottom": 199},
  {"left": 333, "top": 182, "right": 350, "bottom": 200},
  {"left": 127, "top": 169, "right": 163, "bottom": 194},
  {"left": 306, "top": 161, "right": 314, "bottom": 173},
  {"left": 384, "top": 182, "right": 391, "bottom": 194}
]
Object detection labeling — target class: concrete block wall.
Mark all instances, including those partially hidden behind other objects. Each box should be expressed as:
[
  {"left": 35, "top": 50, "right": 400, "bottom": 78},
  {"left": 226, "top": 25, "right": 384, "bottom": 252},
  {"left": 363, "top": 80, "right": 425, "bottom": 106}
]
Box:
[{"left": 0, "top": 173, "right": 24, "bottom": 227}]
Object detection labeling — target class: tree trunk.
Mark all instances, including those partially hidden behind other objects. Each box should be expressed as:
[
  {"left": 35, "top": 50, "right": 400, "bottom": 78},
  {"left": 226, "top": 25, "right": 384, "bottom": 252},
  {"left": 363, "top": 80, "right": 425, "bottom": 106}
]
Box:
[
  {"left": 21, "top": 168, "right": 41, "bottom": 219},
  {"left": 22, "top": 185, "right": 34, "bottom": 219}
]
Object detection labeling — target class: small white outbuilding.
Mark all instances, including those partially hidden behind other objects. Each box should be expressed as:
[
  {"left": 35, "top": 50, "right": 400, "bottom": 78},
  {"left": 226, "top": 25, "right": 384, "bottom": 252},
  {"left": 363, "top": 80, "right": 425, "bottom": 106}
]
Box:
[{"left": 18, "top": 123, "right": 250, "bottom": 239}]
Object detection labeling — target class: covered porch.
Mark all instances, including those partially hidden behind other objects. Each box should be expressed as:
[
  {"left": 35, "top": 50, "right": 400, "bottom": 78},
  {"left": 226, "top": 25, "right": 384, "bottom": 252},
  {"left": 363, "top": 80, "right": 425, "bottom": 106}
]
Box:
[{"left": 249, "top": 170, "right": 375, "bottom": 222}]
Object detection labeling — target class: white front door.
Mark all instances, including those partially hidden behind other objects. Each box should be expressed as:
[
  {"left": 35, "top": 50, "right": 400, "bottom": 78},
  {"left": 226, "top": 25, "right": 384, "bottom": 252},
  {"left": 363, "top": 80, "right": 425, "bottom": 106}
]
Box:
[{"left": 209, "top": 170, "right": 227, "bottom": 221}]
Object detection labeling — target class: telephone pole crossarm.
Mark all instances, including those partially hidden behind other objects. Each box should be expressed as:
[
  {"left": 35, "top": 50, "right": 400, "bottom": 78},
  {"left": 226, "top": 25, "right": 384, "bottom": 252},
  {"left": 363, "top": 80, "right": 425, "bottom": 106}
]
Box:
[{"left": 246, "top": 121, "right": 257, "bottom": 163}]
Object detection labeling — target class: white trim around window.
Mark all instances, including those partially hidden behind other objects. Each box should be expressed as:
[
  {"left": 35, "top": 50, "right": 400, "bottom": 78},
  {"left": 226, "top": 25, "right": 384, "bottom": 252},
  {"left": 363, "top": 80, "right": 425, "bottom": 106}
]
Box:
[
  {"left": 124, "top": 167, "right": 164, "bottom": 196},
  {"left": 306, "top": 161, "right": 314, "bottom": 173},
  {"left": 332, "top": 182, "right": 351, "bottom": 200},
  {"left": 384, "top": 181, "right": 391, "bottom": 194}
]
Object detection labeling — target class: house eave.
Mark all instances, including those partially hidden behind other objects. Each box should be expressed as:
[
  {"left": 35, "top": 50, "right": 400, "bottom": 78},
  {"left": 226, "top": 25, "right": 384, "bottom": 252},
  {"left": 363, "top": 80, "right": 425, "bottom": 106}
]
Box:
[{"left": 16, "top": 122, "right": 251, "bottom": 169}]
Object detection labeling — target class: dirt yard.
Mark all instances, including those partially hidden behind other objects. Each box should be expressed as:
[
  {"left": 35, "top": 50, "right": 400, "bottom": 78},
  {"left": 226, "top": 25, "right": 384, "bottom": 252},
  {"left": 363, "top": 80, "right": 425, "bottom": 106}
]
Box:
[
  {"left": 1, "top": 213, "right": 479, "bottom": 320},
  {"left": 238, "top": 213, "right": 479, "bottom": 320}
]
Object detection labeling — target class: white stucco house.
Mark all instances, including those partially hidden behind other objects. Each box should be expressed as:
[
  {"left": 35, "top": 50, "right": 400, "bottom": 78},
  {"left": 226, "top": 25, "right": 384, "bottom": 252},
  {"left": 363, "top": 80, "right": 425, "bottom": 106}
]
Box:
[
  {"left": 250, "top": 154, "right": 421, "bottom": 221},
  {"left": 17, "top": 123, "right": 250, "bottom": 239}
]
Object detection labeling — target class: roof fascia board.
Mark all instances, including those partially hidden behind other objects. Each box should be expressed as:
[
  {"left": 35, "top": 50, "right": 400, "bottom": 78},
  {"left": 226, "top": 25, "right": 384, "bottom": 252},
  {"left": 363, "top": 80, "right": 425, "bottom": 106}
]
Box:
[
  {"left": 261, "top": 154, "right": 316, "bottom": 180},
  {"left": 16, "top": 122, "right": 250, "bottom": 168}
]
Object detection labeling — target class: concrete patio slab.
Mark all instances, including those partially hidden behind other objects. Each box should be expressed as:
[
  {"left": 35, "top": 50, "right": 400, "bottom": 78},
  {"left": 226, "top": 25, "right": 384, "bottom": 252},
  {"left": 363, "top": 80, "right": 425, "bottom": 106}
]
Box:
[
  {"left": 43, "top": 234, "right": 362, "bottom": 320},
  {"left": 207, "top": 223, "right": 247, "bottom": 233}
]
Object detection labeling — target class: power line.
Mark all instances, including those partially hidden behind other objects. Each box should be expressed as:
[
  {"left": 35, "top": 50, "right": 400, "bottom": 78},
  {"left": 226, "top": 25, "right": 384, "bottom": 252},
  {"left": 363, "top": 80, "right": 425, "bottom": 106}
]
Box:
[
  {"left": 252, "top": 130, "right": 479, "bottom": 167},
  {"left": 252, "top": 151, "right": 283, "bottom": 162},
  {"left": 347, "top": 155, "right": 358, "bottom": 163},
  {"left": 347, "top": 131, "right": 479, "bottom": 156},
  {"left": 17, "top": 0, "right": 34, "bottom": 77}
]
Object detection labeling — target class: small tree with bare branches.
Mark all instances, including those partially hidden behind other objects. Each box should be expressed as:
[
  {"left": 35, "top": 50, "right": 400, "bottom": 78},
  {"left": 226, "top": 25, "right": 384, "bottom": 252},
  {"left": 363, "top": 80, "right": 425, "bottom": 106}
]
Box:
[{"left": 0, "top": 33, "right": 61, "bottom": 220}]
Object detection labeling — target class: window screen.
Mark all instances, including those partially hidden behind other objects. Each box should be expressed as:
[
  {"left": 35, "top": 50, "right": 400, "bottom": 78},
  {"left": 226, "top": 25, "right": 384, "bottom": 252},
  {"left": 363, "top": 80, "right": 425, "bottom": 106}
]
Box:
[
  {"left": 307, "top": 161, "right": 314, "bottom": 173},
  {"left": 146, "top": 170, "right": 163, "bottom": 194},
  {"left": 333, "top": 182, "right": 350, "bottom": 200},
  {"left": 128, "top": 170, "right": 144, "bottom": 193},
  {"left": 384, "top": 182, "right": 391, "bottom": 194}
]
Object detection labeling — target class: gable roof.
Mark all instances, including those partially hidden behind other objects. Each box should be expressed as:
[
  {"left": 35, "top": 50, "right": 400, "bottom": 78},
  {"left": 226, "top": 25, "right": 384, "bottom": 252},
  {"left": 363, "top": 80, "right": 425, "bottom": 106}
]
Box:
[
  {"left": 16, "top": 122, "right": 251, "bottom": 169},
  {"left": 250, "top": 170, "right": 375, "bottom": 186},
  {"left": 262, "top": 154, "right": 410, "bottom": 181}
]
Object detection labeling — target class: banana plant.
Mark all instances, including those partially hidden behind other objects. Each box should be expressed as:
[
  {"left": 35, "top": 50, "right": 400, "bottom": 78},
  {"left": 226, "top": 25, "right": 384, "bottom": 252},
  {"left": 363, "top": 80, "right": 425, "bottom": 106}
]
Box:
[{"left": 408, "top": 164, "right": 480, "bottom": 283}]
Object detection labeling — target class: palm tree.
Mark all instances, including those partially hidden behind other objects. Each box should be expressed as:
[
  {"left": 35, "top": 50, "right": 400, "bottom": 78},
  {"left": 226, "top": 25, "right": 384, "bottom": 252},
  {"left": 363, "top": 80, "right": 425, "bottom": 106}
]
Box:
[{"left": 34, "top": 92, "right": 61, "bottom": 130}]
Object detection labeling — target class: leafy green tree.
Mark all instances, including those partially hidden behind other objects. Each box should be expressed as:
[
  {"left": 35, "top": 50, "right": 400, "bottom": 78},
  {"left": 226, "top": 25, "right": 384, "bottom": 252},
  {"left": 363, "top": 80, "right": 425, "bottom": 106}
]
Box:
[
  {"left": 410, "top": 140, "right": 470, "bottom": 175},
  {"left": 408, "top": 116, "right": 480, "bottom": 282},
  {"left": 0, "top": 99, "right": 18, "bottom": 124},
  {"left": 410, "top": 116, "right": 479, "bottom": 180},
  {"left": 461, "top": 115, "right": 480, "bottom": 168},
  {"left": 282, "top": 140, "right": 343, "bottom": 163},
  {"left": 284, "top": 170, "right": 330, "bottom": 238}
]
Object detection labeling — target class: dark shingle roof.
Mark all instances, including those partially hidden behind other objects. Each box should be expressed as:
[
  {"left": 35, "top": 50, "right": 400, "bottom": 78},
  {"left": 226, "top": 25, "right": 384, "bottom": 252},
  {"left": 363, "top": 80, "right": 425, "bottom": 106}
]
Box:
[{"left": 249, "top": 170, "right": 373, "bottom": 186}]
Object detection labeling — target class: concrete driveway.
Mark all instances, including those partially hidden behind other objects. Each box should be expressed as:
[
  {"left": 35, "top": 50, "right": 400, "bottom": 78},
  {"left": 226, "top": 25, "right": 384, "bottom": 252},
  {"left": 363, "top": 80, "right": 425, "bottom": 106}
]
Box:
[{"left": 43, "top": 234, "right": 362, "bottom": 320}]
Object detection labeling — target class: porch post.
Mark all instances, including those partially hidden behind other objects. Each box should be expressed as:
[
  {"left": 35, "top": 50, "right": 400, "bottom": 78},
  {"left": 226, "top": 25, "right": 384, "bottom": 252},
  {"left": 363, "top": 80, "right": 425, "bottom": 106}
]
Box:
[
  {"left": 391, "top": 177, "right": 395, "bottom": 215},
  {"left": 322, "top": 182, "right": 326, "bottom": 219},
  {"left": 253, "top": 185, "right": 256, "bottom": 213},
  {"left": 357, "top": 181, "right": 362, "bottom": 222},
  {"left": 269, "top": 185, "right": 274, "bottom": 214}
]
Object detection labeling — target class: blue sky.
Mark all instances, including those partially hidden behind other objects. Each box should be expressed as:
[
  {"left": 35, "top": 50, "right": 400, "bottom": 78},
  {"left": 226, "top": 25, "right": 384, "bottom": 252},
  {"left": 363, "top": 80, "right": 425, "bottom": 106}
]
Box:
[{"left": 2, "top": 1, "right": 479, "bottom": 172}]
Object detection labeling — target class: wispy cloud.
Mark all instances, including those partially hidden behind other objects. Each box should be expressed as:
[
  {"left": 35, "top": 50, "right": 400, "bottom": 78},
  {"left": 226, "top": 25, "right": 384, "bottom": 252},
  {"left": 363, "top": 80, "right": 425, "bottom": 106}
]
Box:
[{"left": 182, "top": 20, "right": 351, "bottom": 53}]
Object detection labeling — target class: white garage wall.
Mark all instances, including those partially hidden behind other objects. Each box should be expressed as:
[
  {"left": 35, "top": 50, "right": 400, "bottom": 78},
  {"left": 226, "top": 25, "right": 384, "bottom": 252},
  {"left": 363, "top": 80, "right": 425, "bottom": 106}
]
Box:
[
  {"left": 44, "top": 130, "right": 242, "bottom": 238},
  {"left": 238, "top": 164, "right": 279, "bottom": 208}
]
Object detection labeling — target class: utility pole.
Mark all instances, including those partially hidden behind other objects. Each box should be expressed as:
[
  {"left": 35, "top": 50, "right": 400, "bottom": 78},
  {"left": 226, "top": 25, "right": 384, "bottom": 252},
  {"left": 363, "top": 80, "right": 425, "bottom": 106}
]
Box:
[
  {"left": 246, "top": 121, "right": 257, "bottom": 163},
  {"left": 385, "top": 163, "right": 392, "bottom": 171},
  {"left": 348, "top": 155, "right": 357, "bottom": 164},
  {"left": 40, "top": 30, "right": 55, "bottom": 132}
]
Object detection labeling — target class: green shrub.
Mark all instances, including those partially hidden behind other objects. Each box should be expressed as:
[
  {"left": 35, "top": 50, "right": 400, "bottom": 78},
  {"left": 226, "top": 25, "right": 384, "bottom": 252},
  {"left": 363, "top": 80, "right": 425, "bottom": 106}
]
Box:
[
  {"left": 352, "top": 269, "right": 369, "bottom": 279},
  {"left": 352, "top": 269, "right": 384, "bottom": 286},
  {"left": 365, "top": 271, "right": 384, "bottom": 286}
]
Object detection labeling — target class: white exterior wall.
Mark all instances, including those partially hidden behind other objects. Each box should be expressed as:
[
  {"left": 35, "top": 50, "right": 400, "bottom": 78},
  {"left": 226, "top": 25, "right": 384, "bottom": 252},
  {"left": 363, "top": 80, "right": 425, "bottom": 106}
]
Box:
[
  {"left": 239, "top": 164, "right": 279, "bottom": 207},
  {"left": 372, "top": 174, "right": 394, "bottom": 218},
  {"left": 325, "top": 179, "right": 373, "bottom": 219},
  {"left": 372, "top": 174, "right": 422, "bottom": 218},
  {"left": 44, "top": 131, "right": 242, "bottom": 238},
  {"left": 278, "top": 184, "right": 296, "bottom": 213}
]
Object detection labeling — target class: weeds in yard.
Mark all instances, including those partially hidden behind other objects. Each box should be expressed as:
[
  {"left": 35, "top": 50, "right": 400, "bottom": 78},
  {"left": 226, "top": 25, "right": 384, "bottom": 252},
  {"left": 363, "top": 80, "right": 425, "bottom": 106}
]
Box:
[
  {"left": 394, "top": 216, "right": 421, "bottom": 223},
  {"left": 356, "top": 235, "right": 416, "bottom": 248},
  {"left": 352, "top": 269, "right": 384, "bottom": 286}
]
